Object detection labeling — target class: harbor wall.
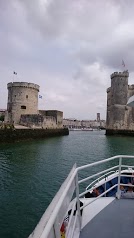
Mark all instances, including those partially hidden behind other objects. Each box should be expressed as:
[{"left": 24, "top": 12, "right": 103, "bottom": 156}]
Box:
[
  {"left": 106, "top": 129, "right": 134, "bottom": 136},
  {"left": 0, "top": 128, "right": 69, "bottom": 143}
]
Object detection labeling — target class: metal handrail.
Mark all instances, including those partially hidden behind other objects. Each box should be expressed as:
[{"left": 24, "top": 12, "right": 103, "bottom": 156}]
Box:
[
  {"left": 86, "top": 170, "right": 116, "bottom": 190},
  {"left": 39, "top": 168, "right": 78, "bottom": 238},
  {"left": 80, "top": 183, "right": 134, "bottom": 211},
  {"left": 66, "top": 198, "right": 77, "bottom": 238},
  {"left": 70, "top": 210, "right": 78, "bottom": 238},
  {"left": 77, "top": 155, "right": 134, "bottom": 172},
  {"left": 29, "top": 155, "right": 134, "bottom": 238},
  {"left": 80, "top": 184, "right": 117, "bottom": 211},
  {"left": 79, "top": 172, "right": 119, "bottom": 198},
  {"left": 79, "top": 165, "right": 118, "bottom": 185}
]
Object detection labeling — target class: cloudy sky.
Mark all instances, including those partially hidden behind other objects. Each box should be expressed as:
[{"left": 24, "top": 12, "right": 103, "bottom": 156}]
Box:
[{"left": 0, "top": 0, "right": 134, "bottom": 120}]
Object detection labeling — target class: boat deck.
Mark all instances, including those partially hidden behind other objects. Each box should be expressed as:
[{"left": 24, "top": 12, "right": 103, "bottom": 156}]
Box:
[{"left": 80, "top": 198, "right": 134, "bottom": 238}]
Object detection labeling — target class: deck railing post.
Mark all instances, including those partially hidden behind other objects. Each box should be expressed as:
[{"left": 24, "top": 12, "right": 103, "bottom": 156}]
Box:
[
  {"left": 104, "top": 175, "right": 106, "bottom": 197},
  {"left": 75, "top": 172, "right": 81, "bottom": 232},
  {"left": 116, "top": 157, "right": 122, "bottom": 199}
]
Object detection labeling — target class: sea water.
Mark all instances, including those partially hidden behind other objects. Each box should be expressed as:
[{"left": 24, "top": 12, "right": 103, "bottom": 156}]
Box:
[{"left": 0, "top": 130, "right": 134, "bottom": 238}]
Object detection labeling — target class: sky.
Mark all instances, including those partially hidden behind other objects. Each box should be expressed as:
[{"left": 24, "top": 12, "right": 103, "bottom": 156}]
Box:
[{"left": 1, "top": 0, "right": 134, "bottom": 120}]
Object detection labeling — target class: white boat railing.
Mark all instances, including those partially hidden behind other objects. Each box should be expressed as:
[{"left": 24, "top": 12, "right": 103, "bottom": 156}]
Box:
[
  {"left": 28, "top": 155, "right": 134, "bottom": 238},
  {"left": 85, "top": 170, "right": 117, "bottom": 190}
]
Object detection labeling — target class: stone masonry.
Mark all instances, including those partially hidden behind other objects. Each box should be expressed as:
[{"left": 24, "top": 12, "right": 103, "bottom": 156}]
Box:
[
  {"left": 5, "top": 82, "right": 63, "bottom": 129},
  {"left": 106, "top": 71, "right": 134, "bottom": 132},
  {"left": 6, "top": 82, "right": 39, "bottom": 124}
]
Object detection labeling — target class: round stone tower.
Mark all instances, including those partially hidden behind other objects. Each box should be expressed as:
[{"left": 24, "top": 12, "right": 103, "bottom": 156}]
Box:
[
  {"left": 7, "top": 82, "right": 39, "bottom": 124},
  {"left": 106, "top": 71, "right": 129, "bottom": 130}
]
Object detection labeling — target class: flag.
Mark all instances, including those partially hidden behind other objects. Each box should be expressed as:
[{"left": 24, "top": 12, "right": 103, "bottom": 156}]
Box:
[
  {"left": 13, "top": 71, "right": 17, "bottom": 75},
  {"left": 122, "top": 60, "right": 125, "bottom": 67},
  {"left": 39, "top": 95, "right": 42, "bottom": 99}
]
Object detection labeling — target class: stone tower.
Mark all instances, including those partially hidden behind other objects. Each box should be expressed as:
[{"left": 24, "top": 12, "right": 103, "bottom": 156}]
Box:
[
  {"left": 106, "top": 71, "right": 134, "bottom": 134},
  {"left": 97, "top": 113, "right": 100, "bottom": 122},
  {"left": 6, "top": 82, "right": 39, "bottom": 124},
  {"left": 106, "top": 71, "right": 132, "bottom": 131}
]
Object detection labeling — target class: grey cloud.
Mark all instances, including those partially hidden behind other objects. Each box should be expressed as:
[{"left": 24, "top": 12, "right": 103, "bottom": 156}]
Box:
[
  {"left": 1, "top": 0, "right": 134, "bottom": 119},
  {"left": 3, "top": 0, "right": 134, "bottom": 70}
]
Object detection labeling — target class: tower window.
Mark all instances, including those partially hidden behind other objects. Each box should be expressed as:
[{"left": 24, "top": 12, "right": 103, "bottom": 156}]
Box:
[
  {"left": 21, "top": 105, "right": 26, "bottom": 109},
  {"left": 26, "top": 95, "right": 28, "bottom": 99}
]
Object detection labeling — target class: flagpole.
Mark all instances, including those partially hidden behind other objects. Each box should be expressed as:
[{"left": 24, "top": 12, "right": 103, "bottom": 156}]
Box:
[
  {"left": 122, "top": 60, "right": 125, "bottom": 71},
  {"left": 13, "top": 71, "right": 17, "bottom": 82}
]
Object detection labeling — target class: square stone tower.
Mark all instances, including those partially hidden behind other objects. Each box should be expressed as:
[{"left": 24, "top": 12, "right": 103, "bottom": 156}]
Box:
[{"left": 106, "top": 70, "right": 134, "bottom": 134}]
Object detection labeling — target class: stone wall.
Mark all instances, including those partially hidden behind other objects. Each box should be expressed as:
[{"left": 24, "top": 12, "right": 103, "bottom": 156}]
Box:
[
  {"left": 43, "top": 116, "right": 57, "bottom": 129},
  {"left": 106, "top": 129, "right": 134, "bottom": 136},
  {"left": 0, "top": 128, "right": 69, "bottom": 143},
  {"left": 20, "top": 114, "right": 57, "bottom": 129},
  {"left": 39, "top": 110, "right": 63, "bottom": 128},
  {"left": 20, "top": 114, "right": 44, "bottom": 127}
]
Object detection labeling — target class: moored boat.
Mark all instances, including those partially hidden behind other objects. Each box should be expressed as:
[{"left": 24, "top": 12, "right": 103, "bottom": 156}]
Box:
[
  {"left": 81, "top": 128, "right": 93, "bottom": 131},
  {"left": 69, "top": 128, "right": 82, "bottom": 131},
  {"left": 69, "top": 128, "right": 93, "bottom": 131}
]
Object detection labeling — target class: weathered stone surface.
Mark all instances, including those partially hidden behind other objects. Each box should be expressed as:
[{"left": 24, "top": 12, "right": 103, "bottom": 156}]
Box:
[
  {"left": 106, "top": 71, "right": 134, "bottom": 135},
  {"left": 6, "top": 82, "right": 39, "bottom": 124},
  {"left": 106, "top": 129, "right": 134, "bottom": 136},
  {"left": 0, "top": 128, "right": 69, "bottom": 143}
]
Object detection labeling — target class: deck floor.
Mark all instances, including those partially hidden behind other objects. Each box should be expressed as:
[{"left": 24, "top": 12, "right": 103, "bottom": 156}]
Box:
[{"left": 80, "top": 199, "right": 134, "bottom": 238}]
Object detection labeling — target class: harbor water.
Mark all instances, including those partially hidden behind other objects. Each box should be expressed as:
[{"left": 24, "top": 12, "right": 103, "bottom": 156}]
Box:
[{"left": 1, "top": 130, "right": 134, "bottom": 238}]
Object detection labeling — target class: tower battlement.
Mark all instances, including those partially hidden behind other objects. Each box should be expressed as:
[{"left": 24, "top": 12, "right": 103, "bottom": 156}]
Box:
[
  {"left": 7, "top": 82, "right": 39, "bottom": 92},
  {"left": 111, "top": 71, "right": 129, "bottom": 79}
]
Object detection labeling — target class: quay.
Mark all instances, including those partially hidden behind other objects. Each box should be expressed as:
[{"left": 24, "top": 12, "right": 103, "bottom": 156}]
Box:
[{"left": 0, "top": 127, "right": 69, "bottom": 143}]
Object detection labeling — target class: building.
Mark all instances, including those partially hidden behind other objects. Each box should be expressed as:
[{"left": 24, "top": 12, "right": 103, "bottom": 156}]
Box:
[
  {"left": 106, "top": 70, "right": 134, "bottom": 134},
  {"left": 6, "top": 82, "right": 39, "bottom": 124},
  {"left": 97, "top": 113, "right": 100, "bottom": 122},
  {"left": 5, "top": 82, "right": 63, "bottom": 129},
  {"left": 39, "top": 110, "right": 63, "bottom": 128},
  {"left": 63, "top": 119, "right": 81, "bottom": 128},
  {"left": 63, "top": 113, "right": 106, "bottom": 129}
]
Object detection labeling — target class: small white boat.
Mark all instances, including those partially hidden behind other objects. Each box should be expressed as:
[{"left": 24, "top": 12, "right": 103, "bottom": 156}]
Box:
[
  {"left": 81, "top": 128, "right": 93, "bottom": 131},
  {"left": 69, "top": 128, "right": 93, "bottom": 131},
  {"left": 69, "top": 128, "right": 82, "bottom": 131},
  {"left": 28, "top": 155, "right": 134, "bottom": 238}
]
